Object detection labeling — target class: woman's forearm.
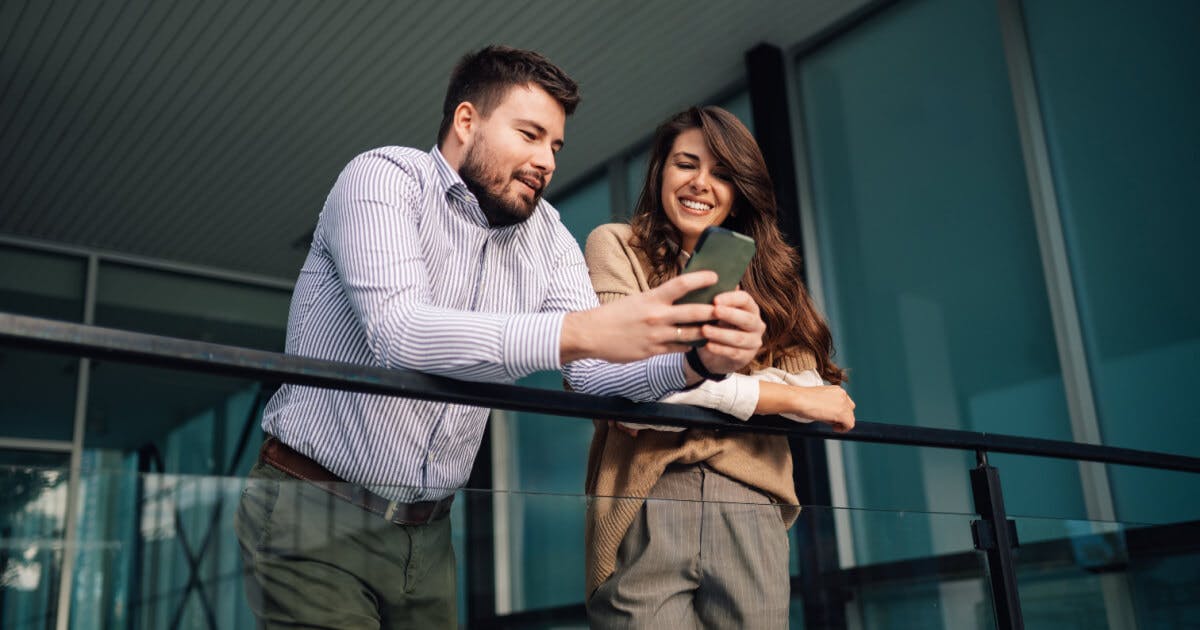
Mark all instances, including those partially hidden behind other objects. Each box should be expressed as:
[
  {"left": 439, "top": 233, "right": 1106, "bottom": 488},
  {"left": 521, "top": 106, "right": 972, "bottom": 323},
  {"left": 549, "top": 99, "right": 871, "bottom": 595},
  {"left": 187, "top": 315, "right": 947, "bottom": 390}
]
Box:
[{"left": 756, "top": 381, "right": 856, "bottom": 431}]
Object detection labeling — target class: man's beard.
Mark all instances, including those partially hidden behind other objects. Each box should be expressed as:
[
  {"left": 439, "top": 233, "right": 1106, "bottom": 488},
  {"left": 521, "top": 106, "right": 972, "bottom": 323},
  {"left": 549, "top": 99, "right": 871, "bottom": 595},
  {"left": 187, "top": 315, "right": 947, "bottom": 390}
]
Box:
[{"left": 459, "top": 137, "right": 546, "bottom": 228}]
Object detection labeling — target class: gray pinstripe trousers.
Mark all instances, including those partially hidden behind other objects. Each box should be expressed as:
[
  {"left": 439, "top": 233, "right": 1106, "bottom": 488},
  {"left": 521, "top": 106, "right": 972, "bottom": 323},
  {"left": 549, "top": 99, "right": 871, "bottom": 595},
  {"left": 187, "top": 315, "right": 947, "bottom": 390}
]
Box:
[{"left": 587, "top": 464, "right": 791, "bottom": 629}]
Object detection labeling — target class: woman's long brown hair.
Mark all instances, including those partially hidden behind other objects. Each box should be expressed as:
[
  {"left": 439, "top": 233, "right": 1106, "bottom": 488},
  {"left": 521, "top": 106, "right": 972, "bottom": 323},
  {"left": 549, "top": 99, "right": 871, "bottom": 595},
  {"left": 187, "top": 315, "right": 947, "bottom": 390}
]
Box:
[{"left": 629, "top": 106, "right": 846, "bottom": 384}]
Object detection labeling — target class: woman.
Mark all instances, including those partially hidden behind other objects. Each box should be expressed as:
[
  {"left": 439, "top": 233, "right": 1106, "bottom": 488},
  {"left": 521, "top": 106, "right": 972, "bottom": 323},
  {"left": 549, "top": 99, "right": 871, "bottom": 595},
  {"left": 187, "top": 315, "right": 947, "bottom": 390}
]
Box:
[{"left": 583, "top": 106, "right": 855, "bottom": 628}]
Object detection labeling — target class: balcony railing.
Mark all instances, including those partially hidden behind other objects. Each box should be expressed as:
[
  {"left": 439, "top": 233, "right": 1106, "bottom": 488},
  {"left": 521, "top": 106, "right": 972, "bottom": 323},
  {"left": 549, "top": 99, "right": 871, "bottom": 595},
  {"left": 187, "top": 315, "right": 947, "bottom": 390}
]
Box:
[{"left": 2, "top": 311, "right": 1198, "bottom": 629}]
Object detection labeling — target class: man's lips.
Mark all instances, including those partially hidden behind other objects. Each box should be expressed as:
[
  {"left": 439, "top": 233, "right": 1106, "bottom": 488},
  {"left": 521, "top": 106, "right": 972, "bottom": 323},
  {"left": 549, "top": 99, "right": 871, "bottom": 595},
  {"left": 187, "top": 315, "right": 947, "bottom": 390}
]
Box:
[{"left": 515, "top": 173, "right": 545, "bottom": 196}]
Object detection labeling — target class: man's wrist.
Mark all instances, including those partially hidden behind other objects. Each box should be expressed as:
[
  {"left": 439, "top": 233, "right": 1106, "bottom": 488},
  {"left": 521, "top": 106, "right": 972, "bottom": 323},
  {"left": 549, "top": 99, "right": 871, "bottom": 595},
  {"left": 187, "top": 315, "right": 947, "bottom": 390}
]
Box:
[
  {"left": 560, "top": 310, "right": 592, "bottom": 364},
  {"left": 685, "top": 348, "right": 728, "bottom": 382}
]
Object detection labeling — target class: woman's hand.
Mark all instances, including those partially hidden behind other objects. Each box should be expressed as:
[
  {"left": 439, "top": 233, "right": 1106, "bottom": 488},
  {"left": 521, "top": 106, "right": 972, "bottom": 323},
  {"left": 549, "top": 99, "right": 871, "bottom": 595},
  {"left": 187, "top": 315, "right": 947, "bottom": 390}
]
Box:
[
  {"left": 611, "top": 421, "right": 640, "bottom": 437},
  {"left": 757, "top": 381, "right": 856, "bottom": 432},
  {"left": 695, "top": 290, "right": 766, "bottom": 374},
  {"left": 790, "top": 385, "right": 856, "bottom": 432}
]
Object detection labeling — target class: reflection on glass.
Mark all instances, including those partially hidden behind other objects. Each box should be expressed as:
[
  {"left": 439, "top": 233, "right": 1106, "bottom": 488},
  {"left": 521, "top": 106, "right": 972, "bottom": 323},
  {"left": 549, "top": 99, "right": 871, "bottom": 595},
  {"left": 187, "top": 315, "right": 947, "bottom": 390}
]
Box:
[
  {"left": 1012, "top": 515, "right": 1200, "bottom": 628},
  {"left": 549, "top": 175, "right": 613, "bottom": 252},
  {"left": 798, "top": 0, "right": 1084, "bottom": 565},
  {"left": 1019, "top": 0, "right": 1200, "bottom": 526},
  {"left": 625, "top": 150, "right": 650, "bottom": 212},
  {"left": 492, "top": 382, "right": 593, "bottom": 612},
  {"left": 0, "top": 245, "right": 85, "bottom": 442},
  {"left": 87, "top": 263, "right": 287, "bottom": 471},
  {"left": 0, "top": 457, "right": 70, "bottom": 628},
  {"left": 719, "top": 91, "right": 756, "bottom": 134},
  {"left": 94, "top": 263, "right": 289, "bottom": 350},
  {"left": 1, "top": 463, "right": 1195, "bottom": 629}
]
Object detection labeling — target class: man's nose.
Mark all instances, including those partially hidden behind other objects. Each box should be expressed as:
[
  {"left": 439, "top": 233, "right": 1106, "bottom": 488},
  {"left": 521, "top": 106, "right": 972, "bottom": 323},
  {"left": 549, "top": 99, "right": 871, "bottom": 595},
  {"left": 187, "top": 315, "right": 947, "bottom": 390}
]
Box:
[{"left": 530, "top": 144, "right": 556, "bottom": 174}]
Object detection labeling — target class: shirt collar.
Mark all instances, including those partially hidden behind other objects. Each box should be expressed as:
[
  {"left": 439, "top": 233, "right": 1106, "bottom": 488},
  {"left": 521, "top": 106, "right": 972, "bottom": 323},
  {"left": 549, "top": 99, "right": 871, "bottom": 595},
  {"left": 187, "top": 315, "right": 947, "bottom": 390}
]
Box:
[{"left": 430, "top": 146, "right": 489, "bottom": 227}]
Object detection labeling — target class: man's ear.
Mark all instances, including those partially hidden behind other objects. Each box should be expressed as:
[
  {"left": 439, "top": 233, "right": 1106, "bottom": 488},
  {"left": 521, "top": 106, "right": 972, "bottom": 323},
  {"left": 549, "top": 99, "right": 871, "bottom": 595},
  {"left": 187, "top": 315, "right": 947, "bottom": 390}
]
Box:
[{"left": 452, "top": 102, "right": 479, "bottom": 146}]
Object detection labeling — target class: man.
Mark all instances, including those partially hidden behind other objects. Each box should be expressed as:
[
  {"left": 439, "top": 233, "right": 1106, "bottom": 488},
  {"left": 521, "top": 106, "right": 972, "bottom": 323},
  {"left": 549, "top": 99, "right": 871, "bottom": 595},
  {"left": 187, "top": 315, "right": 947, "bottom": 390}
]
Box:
[{"left": 235, "top": 46, "right": 766, "bottom": 628}]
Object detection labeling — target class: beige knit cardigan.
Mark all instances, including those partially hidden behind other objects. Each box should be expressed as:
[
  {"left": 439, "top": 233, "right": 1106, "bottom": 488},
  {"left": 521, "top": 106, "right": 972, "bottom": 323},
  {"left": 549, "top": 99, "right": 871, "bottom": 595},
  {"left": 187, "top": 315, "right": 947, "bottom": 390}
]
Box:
[{"left": 583, "top": 223, "right": 808, "bottom": 597}]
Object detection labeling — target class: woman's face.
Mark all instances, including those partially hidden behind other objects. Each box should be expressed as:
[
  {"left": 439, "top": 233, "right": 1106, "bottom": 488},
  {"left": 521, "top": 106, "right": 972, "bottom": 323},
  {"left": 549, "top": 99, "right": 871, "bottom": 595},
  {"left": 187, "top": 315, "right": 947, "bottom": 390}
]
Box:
[{"left": 659, "top": 128, "right": 736, "bottom": 253}]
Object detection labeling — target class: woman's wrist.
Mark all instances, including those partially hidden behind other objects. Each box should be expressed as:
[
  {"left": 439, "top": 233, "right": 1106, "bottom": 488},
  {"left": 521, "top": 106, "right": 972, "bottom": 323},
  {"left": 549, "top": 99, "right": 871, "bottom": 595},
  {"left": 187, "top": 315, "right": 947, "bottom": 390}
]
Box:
[{"left": 685, "top": 347, "right": 728, "bottom": 381}]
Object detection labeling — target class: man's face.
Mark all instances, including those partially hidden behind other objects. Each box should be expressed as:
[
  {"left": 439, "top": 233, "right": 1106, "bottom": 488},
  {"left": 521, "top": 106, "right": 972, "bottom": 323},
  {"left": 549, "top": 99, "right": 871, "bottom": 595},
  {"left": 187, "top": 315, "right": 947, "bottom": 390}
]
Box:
[{"left": 459, "top": 84, "right": 566, "bottom": 227}]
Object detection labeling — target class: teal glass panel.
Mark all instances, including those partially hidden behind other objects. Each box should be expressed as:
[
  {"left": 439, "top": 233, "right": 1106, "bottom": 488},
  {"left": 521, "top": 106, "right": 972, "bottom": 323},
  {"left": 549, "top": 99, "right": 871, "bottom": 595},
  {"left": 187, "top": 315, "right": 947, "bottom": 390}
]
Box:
[
  {"left": 625, "top": 149, "right": 650, "bottom": 212},
  {"left": 0, "top": 245, "right": 85, "bottom": 441},
  {"left": 85, "top": 264, "right": 287, "bottom": 464},
  {"left": 493, "top": 386, "right": 593, "bottom": 611},
  {"left": 798, "top": 0, "right": 1082, "bottom": 566},
  {"left": 93, "top": 263, "right": 289, "bottom": 350},
  {"left": 719, "top": 90, "right": 755, "bottom": 134},
  {"left": 67, "top": 466, "right": 259, "bottom": 629},
  {"left": 502, "top": 175, "right": 614, "bottom": 609},
  {"left": 0, "top": 453, "right": 70, "bottom": 628},
  {"left": 550, "top": 174, "right": 613, "bottom": 251},
  {"left": 1020, "top": 0, "right": 1200, "bottom": 524},
  {"left": 1012, "top": 515, "right": 1200, "bottom": 628}
]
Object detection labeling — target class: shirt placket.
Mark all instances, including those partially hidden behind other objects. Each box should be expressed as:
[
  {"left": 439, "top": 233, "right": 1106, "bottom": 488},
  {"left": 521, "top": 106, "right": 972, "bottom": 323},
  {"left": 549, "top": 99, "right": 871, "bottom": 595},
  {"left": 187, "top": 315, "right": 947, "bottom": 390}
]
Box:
[{"left": 421, "top": 202, "right": 491, "bottom": 497}]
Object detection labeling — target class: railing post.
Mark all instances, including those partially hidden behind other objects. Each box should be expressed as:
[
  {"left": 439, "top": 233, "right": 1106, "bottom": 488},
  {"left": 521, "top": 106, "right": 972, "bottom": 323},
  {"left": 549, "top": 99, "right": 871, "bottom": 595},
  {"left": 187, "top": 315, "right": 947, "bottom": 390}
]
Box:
[{"left": 970, "top": 450, "right": 1023, "bottom": 629}]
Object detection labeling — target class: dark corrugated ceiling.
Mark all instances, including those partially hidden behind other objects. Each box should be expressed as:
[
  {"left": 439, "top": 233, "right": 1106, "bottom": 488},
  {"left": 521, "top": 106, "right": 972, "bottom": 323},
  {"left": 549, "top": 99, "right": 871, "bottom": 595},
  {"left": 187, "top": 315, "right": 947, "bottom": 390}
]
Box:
[{"left": 0, "top": 0, "right": 861, "bottom": 278}]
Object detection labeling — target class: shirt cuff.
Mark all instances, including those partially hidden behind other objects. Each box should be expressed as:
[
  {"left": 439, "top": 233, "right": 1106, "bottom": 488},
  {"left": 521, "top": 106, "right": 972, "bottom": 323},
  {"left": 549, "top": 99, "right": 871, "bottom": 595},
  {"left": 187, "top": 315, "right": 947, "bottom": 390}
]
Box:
[
  {"left": 724, "top": 374, "right": 760, "bottom": 420},
  {"left": 502, "top": 311, "right": 566, "bottom": 378},
  {"left": 646, "top": 352, "right": 689, "bottom": 397}
]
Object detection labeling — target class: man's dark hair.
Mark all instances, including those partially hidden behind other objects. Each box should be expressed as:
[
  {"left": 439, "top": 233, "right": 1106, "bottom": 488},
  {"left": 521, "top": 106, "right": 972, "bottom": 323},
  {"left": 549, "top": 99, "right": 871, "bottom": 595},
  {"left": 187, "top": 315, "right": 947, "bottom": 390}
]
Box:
[{"left": 437, "top": 46, "right": 581, "bottom": 146}]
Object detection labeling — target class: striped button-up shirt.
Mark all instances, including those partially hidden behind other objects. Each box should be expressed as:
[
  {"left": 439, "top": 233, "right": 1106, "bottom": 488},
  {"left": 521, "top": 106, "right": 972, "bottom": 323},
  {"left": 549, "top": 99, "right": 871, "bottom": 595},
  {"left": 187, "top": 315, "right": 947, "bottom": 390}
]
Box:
[{"left": 263, "top": 146, "right": 686, "bottom": 501}]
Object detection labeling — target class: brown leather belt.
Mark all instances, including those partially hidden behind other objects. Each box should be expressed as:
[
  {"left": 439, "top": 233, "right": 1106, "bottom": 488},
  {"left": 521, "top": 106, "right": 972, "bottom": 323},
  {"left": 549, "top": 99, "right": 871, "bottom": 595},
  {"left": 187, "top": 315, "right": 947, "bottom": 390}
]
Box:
[{"left": 259, "top": 436, "right": 453, "bottom": 526}]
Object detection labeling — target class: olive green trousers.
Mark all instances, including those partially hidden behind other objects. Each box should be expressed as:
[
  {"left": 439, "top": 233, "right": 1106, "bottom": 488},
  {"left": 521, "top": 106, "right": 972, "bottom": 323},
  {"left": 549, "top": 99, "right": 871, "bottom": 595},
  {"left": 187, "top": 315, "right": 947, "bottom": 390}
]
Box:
[{"left": 234, "top": 461, "right": 457, "bottom": 629}]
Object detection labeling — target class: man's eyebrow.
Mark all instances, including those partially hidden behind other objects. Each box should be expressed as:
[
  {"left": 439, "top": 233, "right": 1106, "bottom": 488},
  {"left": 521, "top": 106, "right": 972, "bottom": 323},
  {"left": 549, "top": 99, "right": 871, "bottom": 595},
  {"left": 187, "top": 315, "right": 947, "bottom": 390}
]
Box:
[{"left": 515, "top": 118, "right": 564, "bottom": 149}]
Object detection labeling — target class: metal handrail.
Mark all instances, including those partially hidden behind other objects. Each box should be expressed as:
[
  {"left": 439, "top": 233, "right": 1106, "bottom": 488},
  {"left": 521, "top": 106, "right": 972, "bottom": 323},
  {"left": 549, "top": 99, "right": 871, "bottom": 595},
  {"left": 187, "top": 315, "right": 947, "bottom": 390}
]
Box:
[{"left": 3, "top": 311, "right": 1199, "bottom": 474}]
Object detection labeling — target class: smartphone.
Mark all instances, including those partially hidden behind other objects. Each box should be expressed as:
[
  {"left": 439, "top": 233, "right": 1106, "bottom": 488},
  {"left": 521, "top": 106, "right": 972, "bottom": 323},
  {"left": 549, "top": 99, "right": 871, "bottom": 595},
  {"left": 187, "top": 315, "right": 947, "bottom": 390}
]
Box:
[{"left": 675, "top": 226, "right": 756, "bottom": 345}]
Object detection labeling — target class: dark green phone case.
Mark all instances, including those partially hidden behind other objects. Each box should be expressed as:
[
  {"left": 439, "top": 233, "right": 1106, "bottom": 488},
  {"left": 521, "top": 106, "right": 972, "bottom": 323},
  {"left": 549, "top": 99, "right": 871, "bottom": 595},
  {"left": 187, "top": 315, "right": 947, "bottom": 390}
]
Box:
[
  {"left": 674, "top": 227, "right": 756, "bottom": 347},
  {"left": 676, "top": 226, "right": 757, "bottom": 305}
]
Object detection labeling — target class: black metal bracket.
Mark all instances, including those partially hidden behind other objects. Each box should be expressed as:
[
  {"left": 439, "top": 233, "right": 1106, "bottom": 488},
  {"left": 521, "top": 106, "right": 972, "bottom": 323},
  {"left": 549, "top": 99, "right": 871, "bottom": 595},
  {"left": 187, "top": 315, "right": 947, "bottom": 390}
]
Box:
[
  {"left": 970, "top": 451, "right": 1024, "bottom": 630},
  {"left": 971, "top": 517, "right": 1019, "bottom": 552}
]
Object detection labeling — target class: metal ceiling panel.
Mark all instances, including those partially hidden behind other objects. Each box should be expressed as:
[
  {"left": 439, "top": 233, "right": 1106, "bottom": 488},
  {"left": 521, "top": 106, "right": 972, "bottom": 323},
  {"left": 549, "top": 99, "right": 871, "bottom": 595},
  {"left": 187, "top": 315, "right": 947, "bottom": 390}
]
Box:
[{"left": 1, "top": 0, "right": 866, "bottom": 278}]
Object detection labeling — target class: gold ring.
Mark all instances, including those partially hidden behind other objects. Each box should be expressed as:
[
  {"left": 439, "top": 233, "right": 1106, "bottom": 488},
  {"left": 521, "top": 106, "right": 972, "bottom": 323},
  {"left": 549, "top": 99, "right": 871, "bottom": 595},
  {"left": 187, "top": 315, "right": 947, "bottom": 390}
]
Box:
[{"left": 675, "top": 327, "right": 683, "bottom": 342}]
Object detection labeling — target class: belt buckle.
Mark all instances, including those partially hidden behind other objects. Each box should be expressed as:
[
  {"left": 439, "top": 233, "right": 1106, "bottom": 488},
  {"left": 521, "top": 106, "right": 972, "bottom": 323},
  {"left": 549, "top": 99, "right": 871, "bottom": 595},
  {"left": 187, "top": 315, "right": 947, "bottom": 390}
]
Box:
[{"left": 384, "top": 500, "right": 401, "bottom": 522}]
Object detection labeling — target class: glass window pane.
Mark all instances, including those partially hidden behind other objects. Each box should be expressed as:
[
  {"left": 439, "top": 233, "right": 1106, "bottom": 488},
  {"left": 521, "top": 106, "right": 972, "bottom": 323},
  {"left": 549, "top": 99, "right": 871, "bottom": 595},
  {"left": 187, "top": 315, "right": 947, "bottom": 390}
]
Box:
[
  {"left": 1021, "top": 0, "right": 1200, "bottom": 524},
  {"left": 550, "top": 175, "right": 613, "bottom": 251},
  {"left": 499, "top": 176, "right": 615, "bottom": 609},
  {"left": 625, "top": 149, "right": 650, "bottom": 212},
  {"left": 87, "top": 264, "right": 287, "bottom": 472},
  {"left": 95, "top": 263, "right": 289, "bottom": 349},
  {"left": 798, "top": 0, "right": 1081, "bottom": 564},
  {"left": 0, "top": 453, "right": 70, "bottom": 626},
  {"left": 718, "top": 90, "right": 756, "bottom": 134},
  {"left": 0, "top": 245, "right": 85, "bottom": 442},
  {"left": 0, "top": 246, "right": 84, "bottom": 321},
  {"left": 1012, "top": 513, "right": 1200, "bottom": 627}
]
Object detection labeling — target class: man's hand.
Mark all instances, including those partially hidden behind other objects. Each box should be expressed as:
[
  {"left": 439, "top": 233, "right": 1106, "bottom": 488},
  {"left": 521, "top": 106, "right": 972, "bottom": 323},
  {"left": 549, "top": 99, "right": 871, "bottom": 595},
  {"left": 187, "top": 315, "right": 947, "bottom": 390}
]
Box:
[
  {"left": 561, "top": 271, "right": 720, "bottom": 364},
  {"left": 694, "top": 289, "right": 766, "bottom": 375}
]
